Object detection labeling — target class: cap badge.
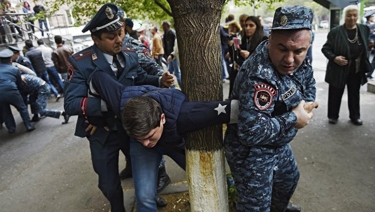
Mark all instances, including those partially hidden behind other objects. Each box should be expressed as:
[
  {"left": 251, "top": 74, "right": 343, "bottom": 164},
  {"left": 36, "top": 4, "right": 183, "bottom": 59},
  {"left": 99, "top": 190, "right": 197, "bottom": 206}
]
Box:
[
  {"left": 280, "top": 15, "right": 288, "bottom": 26},
  {"left": 105, "top": 6, "right": 114, "bottom": 20}
]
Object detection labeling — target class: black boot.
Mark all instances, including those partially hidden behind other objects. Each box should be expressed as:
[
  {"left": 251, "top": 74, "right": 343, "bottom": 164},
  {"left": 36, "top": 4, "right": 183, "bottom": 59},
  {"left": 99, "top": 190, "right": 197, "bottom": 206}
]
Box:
[
  {"left": 119, "top": 159, "right": 132, "bottom": 179},
  {"left": 157, "top": 165, "right": 171, "bottom": 193},
  {"left": 156, "top": 195, "right": 167, "bottom": 207},
  {"left": 285, "top": 202, "right": 301, "bottom": 212},
  {"left": 61, "top": 111, "right": 70, "bottom": 124},
  {"left": 31, "top": 114, "right": 40, "bottom": 122}
]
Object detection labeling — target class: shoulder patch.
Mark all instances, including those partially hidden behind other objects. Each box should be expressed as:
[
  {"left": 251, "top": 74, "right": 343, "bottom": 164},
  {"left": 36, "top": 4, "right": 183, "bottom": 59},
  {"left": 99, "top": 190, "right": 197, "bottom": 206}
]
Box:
[
  {"left": 253, "top": 83, "right": 277, "bottom": 110},
  {"left": 67, "top": 62, "right": 75, "bottom": 82},
  {"left": 72, "top": 49, "right": 92, "bottom": 61}
]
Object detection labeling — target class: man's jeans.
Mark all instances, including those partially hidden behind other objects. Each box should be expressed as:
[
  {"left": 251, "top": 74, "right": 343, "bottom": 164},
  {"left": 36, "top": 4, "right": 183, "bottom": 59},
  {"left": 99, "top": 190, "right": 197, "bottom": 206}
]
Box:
[
  {"left": 47, "top": 66, "right": 64, "bottom": 91},
  {"left": 130, "top": 139, "right": 185, "bottom": 212},
  {"left": 38, "top": 19, "right": 49, "bottom": 36},
  {"left": 37, "top": 70, "right": 59, "bottom": 97},
  {"left": 168, "top": 59, "right": 181, "bottom": 86}
]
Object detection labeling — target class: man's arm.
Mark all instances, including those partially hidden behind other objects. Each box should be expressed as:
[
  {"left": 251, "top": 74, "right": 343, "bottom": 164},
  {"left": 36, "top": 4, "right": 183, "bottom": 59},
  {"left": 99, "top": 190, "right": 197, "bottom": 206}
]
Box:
[{"left": 64, "top": 58, "right": 103, "bottom": 117}]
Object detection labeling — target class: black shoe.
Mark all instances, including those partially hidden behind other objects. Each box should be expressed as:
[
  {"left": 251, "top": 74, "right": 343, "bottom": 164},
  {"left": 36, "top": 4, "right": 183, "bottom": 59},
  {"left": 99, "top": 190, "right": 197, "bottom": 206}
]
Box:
[
  {"left": 119, "top": 166, "right": 132, "bottom": 179},
  {"left": 156, "top": 195, "right": 167, "bottom": 207},
  {"left": 8, "top": 129, "right": 15, "bottom": 134},
  {"left": 61, "top": 111, "right": 70, "bottom": 124},
  {"left": 157, "top": 166, "right": 171, "bottom": 193},
  {"left": 351, "top": 119, "right": 363, "bottom": 126},
  {"left": 31, "top": 114, "right": 40, "bottom": 122},
  {"left": 26, "top": 126, "right": 35, "bottom": 132},
  {"left": 285, "top": 202, "right": 301, "bottom": 212},
  {"left": 328, "top": 118, "right": 337, "bottom": 124}
]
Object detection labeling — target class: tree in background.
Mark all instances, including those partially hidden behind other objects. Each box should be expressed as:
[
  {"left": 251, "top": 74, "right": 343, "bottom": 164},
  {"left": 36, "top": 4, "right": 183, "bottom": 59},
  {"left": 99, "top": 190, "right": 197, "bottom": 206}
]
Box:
[{"left": 48, "top": 0, "right": 283, "bottom": 210}]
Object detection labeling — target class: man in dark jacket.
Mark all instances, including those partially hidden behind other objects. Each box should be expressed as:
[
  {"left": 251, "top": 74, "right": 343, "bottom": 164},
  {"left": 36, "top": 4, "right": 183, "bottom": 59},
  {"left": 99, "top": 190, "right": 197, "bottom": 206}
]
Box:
[
  {"left": 33, "top": 2, "right": 49, "bottom": 36},
  {"left": 87, "top": 70, "right": 238, "bottom": 212},
  {"left": 25, "top": 40, "right": 61, "bottom": 102}
]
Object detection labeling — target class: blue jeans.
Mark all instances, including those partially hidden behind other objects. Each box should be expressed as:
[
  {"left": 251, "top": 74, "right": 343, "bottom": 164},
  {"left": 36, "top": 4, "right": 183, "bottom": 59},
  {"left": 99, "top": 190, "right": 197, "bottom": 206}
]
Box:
[
  {"left": 47, "top": 66, "right": 64, "bottom": 91},
  {"left": 37, "top": 70, "right": 59, "bottom": 97},
  {"left": 168, "top": 59, "right": 181, "bottom": 86},
  {"left": 130, "top": 139, "right": 185, "bottom": 212},
  {"left": 38, "top": 19, "right": 49, "bottom": 36}
]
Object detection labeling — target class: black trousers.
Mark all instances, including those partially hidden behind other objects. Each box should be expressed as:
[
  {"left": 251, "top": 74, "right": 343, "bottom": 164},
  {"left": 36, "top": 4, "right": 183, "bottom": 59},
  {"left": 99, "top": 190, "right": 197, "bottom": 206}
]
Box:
[
  {"left": 328, "top": 69, "right": 361, "bottom": 120},
  {"left": 89, "top": 130, "right": 128, "bottom": 212}
]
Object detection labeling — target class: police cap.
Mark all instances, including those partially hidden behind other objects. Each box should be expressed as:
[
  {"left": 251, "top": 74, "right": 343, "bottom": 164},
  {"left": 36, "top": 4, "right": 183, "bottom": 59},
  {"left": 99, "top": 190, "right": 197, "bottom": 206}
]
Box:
[
  {"left": 271, "top": 6, "right": 313, "bottom": 31},
  {"left": 0, "top": 48, "right": 14, "bottom": 58},
  {"left": 82, "top": 3, "right": 123, "bottom": 33},
  {"left": 8, "top": 45, "right": 20, "bottom": 53}
]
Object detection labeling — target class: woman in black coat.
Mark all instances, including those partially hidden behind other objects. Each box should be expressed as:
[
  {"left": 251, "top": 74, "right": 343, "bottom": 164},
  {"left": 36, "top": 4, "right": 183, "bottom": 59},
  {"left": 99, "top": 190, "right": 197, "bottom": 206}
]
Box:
[{"left": 321, "top": 5, "right": 371, "bottom": 125}]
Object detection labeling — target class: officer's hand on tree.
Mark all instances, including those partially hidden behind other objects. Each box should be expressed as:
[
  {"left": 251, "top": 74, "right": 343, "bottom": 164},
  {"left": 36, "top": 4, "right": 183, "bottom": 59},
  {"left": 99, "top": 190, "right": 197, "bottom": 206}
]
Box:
[
  {"left": 160, "top": 71, "right": 175, "bottom": 88},
  {"left": 292, "top": 100, "right": 313, "bottom": 129},
  {"left": 85, "top": 117, "right": 109, "bottom": 135}
]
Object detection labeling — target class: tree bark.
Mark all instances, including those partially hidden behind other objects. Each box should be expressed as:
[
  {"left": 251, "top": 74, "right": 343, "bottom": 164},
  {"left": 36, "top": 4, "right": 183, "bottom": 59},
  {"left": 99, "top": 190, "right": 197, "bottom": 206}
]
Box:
[{"left": 167, "top": 0, "right": 228, "bottom": 211}]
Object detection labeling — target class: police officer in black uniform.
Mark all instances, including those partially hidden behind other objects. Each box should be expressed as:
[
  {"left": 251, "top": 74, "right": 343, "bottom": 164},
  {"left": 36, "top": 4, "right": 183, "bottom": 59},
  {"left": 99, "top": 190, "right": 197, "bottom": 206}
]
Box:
[
  {"left": 0, "top": 48, "right": 35, "bottom": 133},
  {"left": 63, "top": 3, "right": 174, "bottom": 212}
]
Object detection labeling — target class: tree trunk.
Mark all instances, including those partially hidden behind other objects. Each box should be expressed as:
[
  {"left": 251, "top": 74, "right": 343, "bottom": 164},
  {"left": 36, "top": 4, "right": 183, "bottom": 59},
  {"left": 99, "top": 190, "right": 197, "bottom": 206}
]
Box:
[{"left": 167, "top": 0, "right": 228, "bottom": 211}]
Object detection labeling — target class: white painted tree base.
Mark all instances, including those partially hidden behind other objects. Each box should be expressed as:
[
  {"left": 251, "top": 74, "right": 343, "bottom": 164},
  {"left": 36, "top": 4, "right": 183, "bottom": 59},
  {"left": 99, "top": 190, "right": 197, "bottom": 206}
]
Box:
[{"left": 186, "top": 149, "right": 229, "bottom": 212}]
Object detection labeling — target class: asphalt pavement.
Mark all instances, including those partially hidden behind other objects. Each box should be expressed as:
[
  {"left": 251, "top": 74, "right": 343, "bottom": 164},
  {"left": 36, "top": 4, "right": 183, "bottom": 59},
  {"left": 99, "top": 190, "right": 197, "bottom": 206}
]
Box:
[{"left": 0, "top": 31, "right": 374, "bottom": 212}]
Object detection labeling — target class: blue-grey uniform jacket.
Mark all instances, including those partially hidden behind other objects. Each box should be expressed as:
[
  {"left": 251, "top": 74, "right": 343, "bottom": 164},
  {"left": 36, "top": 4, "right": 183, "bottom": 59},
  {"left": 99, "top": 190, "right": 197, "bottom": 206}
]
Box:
[
  {"left": 64, "top": 45, "right": 161, "bottom": 144},
  {"left": 123, "top": 34, "right": 164, "bottom": 76},
  {"left": 225, "top": 40, "right": 316, "bottom": 160},
  {"left": 0, "top": 64, "right": 23, "bottom": 93},
  {"left": 119, "top": 85, "right": 186, "bottom": 146},
  {"left": 19, "top": 74, "right": 45, "bottom": 94},
  {"left": 16, "top": 55, "right": 35, "bottom": 72}
]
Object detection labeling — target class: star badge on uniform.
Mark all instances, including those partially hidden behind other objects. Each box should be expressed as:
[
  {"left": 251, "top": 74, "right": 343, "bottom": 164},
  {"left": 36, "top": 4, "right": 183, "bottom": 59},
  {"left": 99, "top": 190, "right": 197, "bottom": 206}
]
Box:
[{"left": 214, "top": 103, "right": 227, "bottom": 115}]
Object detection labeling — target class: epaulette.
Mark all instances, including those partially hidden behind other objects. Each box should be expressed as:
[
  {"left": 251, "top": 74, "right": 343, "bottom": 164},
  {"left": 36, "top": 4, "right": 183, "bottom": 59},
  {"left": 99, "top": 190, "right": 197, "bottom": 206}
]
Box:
[
  {"left": 122, "top": 47, "right": 136, "bottom": 52},
  {"left": 72, "top": 48, "right": 92, "bottom": 61}
]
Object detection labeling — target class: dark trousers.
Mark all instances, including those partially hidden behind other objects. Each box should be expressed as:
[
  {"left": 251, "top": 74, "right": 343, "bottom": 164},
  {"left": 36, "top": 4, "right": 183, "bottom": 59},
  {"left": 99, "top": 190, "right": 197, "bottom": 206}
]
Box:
[
  {"left": 0, "top": 91, "right": 32, "bottom": 129},
  {"left": 228, "top": 68, "right": 238, "bottom": 98},
  {"left": 328, "top": 70, "right": 361, "bottom": 120},
  {"left": 89, "top": 130, "right": 128, "bottom": 212},
  {"left": 0, "top": 103, "right": 16, "bottom": 131},
  {"left": 155, "top": 55, "right": 163, "bottom": 67}
]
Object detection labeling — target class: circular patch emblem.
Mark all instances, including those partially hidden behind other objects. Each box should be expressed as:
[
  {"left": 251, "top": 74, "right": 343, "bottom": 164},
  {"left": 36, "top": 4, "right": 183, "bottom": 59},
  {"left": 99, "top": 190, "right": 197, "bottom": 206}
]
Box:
[
  {"left": 254, "top": 84, "right": 277, "bottom": 110},
  {"left": 280, "top": 15, "right": 288, "bottom": 26}
]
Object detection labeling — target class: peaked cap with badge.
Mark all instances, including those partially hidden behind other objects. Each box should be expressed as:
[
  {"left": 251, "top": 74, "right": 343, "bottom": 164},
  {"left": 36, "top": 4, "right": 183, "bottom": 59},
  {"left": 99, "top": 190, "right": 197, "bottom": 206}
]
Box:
[
  {"left": 0, "top": 48, "right": 14, "bottom": 58},
  {"left": 271, "top": 5, "right": 313, "bottom": 31},
  {"left": 82, "top": 3, "right": 123, "bottom": 33}
]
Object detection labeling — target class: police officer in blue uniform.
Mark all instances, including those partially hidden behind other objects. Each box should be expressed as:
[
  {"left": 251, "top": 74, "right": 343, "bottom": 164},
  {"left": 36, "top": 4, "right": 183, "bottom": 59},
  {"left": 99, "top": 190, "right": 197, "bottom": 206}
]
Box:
[
  {"left": 19, "top": 74, "right": 70, "bottom": 124},
  {"left": 8, "top": 45, "right": 35, "bottom": 72},
  {"left": 63, "top": 3, "right": 174, "bottom": 212},
  {"left": 0, "top": 48, "right": 35, "bottom": 133},
  {"left": 224, "top": 6, "right": 319, "bottom": 212}
]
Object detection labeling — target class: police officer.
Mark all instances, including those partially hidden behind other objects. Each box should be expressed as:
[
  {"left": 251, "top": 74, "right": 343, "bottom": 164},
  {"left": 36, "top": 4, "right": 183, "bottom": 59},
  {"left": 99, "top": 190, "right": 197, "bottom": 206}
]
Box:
[
  {"left": 19, "top": 74, "right": 70, "bottom": 124},
  {"left": 8, "top": 45, "right": 35, "bottom": 72},
  {"left": 224, "top": 6, "right": 318, "bottom": 212},
  {"left": 0, "top": 48, "right": 35, "bottom": 133},
  {"left": 63, "top": 3, "right": 174, "bottom": 212}
]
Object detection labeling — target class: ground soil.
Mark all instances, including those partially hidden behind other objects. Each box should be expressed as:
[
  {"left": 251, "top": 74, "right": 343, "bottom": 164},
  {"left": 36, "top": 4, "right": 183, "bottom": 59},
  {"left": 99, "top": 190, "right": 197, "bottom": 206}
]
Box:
[{"left": 132, "top": 191, "right": 190, "bottom": 212}]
